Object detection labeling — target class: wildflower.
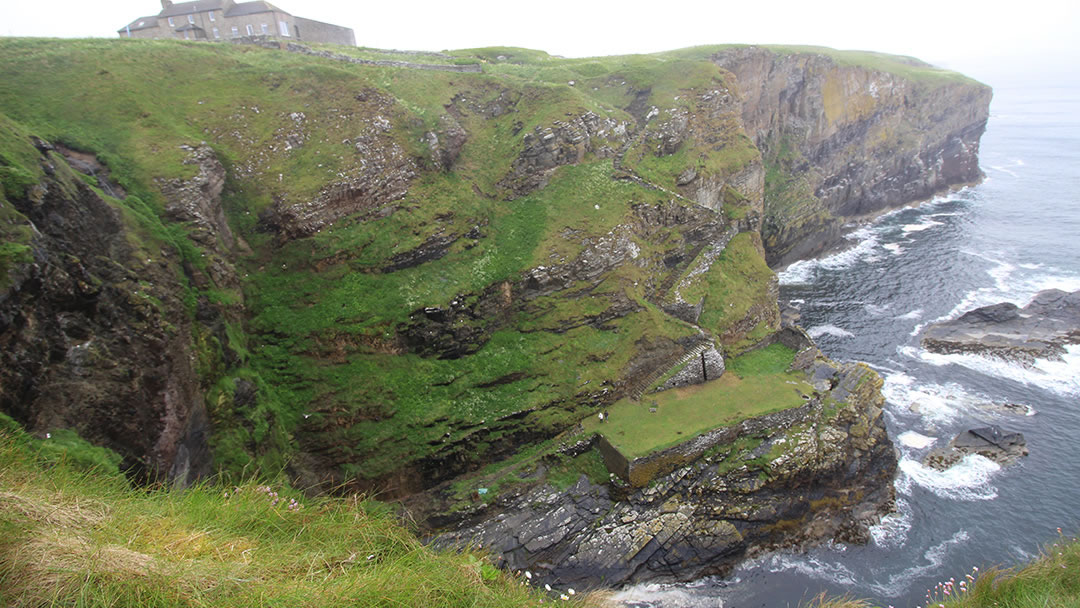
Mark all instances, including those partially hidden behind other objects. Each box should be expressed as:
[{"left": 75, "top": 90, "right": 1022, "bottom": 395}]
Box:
[
  {"left": 568, "top": 589, "right": 575, "bottom": 595},
  {"left": 525, "top": 571, "right": 532, "bottom": 580},
  {"left": 560, "top": 594, "right": 569, "bottom": 601},
  {"left": 545, "top": 584, "right": 552, "bottom": 592}
]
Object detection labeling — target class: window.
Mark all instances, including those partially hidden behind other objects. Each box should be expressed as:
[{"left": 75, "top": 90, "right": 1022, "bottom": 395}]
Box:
[
  {"left": 261, "top": 23, "right": 269, "bottom": 34},
  {"left": 208, "top": 11, "right": 215, "bottom": 22},
  {"left": 212, "top": 27, "right": 220, "bottom": 39},
  {"left": 246, "top": 24, "right": 254, "bottom": 36},
  {"left": 187, "top": 14, "right": 194, "bottom": 24},
  {"left": 279, "top": 21, "right": 289, "bottom": 36},
  {"left": 167, "top": 17, "right": 174, "bottom": 26},
  {"left": 231, "top": 26, "right": 239, "bottom": 37}
]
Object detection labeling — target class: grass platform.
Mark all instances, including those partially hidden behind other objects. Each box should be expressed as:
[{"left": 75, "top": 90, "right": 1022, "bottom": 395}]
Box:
[{"left": 586, "top": 344, "right": 813, "bottom": 459}]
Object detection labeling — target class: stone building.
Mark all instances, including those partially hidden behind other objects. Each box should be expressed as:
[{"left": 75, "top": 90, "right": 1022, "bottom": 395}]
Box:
[{"left": 118, "top": 0, "right": 355, "bottom": 46}]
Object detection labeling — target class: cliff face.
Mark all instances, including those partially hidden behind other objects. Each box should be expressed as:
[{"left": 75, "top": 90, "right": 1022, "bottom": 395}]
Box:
[
  {"left": 0, "top": 141, "right": 224, "bottom": 483},
  {"left": 0, "top": 39, "right": 989, "bottom": 586},
  {"left": 713, "top": 47, "right": 992, "bottom": 266}
]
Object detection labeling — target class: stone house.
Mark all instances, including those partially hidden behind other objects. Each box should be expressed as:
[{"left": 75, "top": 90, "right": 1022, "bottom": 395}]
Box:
[{"left": 118, "top": 0, "right": 355, "bottom": 46}]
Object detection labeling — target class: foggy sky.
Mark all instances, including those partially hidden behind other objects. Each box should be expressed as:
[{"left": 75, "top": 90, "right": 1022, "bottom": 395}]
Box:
[{"left": 7, "top": 0, "right": 1080, "bottom": 88}]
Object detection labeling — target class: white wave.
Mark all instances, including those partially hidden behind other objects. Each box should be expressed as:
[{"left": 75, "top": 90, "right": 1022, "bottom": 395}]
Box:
[
  {"left": 896, "top": 308, "right": 923, "bottom": 320},
  {"left": 901, "top": 219, "right": 943, "bottom": 235},
  {"left": 807, "top": 324, "right": 855, "bottom": 339},
  {"left": 778, "top": 227, "right": 881, "bottom": 285},
  {"left": 870, "top": 497, "right": 913, "bottom": 549},
  {"left": 614, "top": 579, "right": 721, "bottom": 607},
  {"left": 865, "top": 303, "right": 891, "bottom": 316},
  {"left": 881, "top": 371, "right": 978, "bottom": 425},
  {"left": 744, "top": 529, "right": 970, "bottom": 599},
  {"left": 753, "top": 551, "right": 859, "bottom": 586},
  {"left": 899, "top": 344, "right": 1080, "bottom": 396},
  {"left": 898, "top": 431, "right": 937, "bottom": 449},
  {"left": 898, "top": 454, "right": 1000, "bottom": 501},
  {"left": 988, "top": 164, "right": 1019, "bottom": 177},
  {"left": 882, "top": 242, "right": 904, "bottom": 255},
  {"left": 778, "top": 259, "right": 816, "bottom": 285},
  {"left": 1019, "top": 263, "right": 1043, "bottom": 270}
]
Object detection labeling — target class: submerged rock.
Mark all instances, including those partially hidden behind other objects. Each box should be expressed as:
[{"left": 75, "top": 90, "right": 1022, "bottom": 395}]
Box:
[{"left": 921, "top": 289, "right": 1080, "bottom": 362}]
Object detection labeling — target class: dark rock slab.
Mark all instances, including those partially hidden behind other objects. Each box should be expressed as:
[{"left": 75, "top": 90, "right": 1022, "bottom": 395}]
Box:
[
  {"left": 921, "top": 289, "right": 1080, "bottom": 362},
  {"left": 924, "top": 425, "right": 1028, "bottom": 470}
]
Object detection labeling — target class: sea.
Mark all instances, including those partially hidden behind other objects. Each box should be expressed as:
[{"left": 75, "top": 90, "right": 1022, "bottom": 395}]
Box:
[{"left": 617, "top": 81, "right": 1080, "bottom": 607}]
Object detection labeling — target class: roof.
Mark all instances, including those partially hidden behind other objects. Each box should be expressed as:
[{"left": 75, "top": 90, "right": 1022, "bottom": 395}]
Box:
[
  {"left": 159, "top": 1, "right": 225, "bottom": 18},
  {"left": 118, "top": 16, "right": 160, "bottom": 32},
  {"left": 225, "top": 1, "right": 285, "bottom": 17}
]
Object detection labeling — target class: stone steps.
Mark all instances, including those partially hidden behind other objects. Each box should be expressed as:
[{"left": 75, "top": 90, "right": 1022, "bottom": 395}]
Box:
[{"left": 627, "top": 338, "right": 711, "bottom": 401}]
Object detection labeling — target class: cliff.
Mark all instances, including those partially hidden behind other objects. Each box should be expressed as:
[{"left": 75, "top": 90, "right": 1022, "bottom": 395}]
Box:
[
  {"left": 0, "top": 38, "right": 985, "bottom": 587},
  {"left": 712, "top": 46, "right": 991, "bottom": 266}
]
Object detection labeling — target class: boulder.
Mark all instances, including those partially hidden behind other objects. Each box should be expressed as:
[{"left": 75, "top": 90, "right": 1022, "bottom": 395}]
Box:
[{"left": 924, "top": 425, "right": 1028, "bottom": 470}]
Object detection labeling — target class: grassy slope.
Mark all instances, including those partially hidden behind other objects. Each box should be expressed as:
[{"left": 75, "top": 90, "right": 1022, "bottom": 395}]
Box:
[
  {"left": 0, "top": 37, "right": 957, "bottom": 486},
  {"left": 0, "top": 423, "right": 563, "bottom": 607}
]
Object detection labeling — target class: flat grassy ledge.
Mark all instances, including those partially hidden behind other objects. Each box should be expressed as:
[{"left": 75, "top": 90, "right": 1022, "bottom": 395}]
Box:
[
  {"left": 587, "top": 344, "right": 812, "bottom": 459},
  {"left": 586, "top": 344, "right": 814, "bottom": 485}
]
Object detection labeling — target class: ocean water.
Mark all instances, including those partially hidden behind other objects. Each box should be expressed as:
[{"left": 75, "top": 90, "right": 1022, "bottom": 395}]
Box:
[{"left": 618, "top": 84, "right": 1080, "bottom": 607}]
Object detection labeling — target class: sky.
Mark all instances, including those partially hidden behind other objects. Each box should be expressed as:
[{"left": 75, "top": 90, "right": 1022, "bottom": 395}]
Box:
[{"left": 6, "top": 0, "right": 1080, "bottom": 89}]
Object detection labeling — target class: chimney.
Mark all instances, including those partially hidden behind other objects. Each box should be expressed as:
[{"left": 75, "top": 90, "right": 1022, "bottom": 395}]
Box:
[{"left": 161, "top": 0, "right": 173, "bottom": 9}]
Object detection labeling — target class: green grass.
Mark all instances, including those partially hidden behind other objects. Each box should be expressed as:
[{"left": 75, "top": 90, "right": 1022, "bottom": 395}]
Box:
[
  {"left": 0, "top": 429, "right": 560, "bottom": 608},
  {"left": 586, "top": 345, "right": 810, "bottom": 459},
  {"left": 727, "top": 343, "right": 797, "bottom": 376},
  {"left": 680, "top": 232, "right": 778, "bottom": 347},
  {"left": 929, "top": 533, "right": 1080, "bottom": 608}
]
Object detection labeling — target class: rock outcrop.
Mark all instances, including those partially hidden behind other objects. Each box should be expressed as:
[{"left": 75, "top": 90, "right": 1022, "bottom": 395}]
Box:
[
  {"left": 0, "top": 39, "right": 992, "bottom": 589},
  {"left": 0, "top": 146, "right": 219, "bottom": 484},
  {"left": 924, "top": 426, "right": 1028, "bottom": 470},
  {"left": 431, "top": 359, "right": 896, "bottom": 588},
  {"left": 921, "top": 289, "right": 1080, "bottom": 362}
]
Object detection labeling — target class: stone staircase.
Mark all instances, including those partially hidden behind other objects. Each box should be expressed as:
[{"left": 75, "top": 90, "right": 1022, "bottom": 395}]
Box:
[{"left": 626, "top": 337, "right": 712, "bottom": 401}]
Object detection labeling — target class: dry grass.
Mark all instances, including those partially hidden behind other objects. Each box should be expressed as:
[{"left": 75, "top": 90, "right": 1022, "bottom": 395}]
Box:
[{"left": 0, "top": 432, "right": 557, "bottom": 607}]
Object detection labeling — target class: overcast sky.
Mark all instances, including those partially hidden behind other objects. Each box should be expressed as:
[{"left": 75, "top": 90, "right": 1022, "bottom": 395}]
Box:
[{"left": 6, "top": 0, "right": 1080, "bottom": 88}]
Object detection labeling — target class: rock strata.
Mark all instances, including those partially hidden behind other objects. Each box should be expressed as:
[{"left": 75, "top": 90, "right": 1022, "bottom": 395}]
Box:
[{"left": 921, "top": 289, "right": 1080, "bottom": 362}]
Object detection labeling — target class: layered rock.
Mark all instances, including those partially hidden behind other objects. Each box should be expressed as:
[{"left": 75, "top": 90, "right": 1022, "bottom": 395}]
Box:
[
  {"left": 713, "top": 47, "right": 992, "bottom": 266},
  {"left": 924, "top": 426, "right": 1028, "bottom": 470},
  {"left": 921, "top": 289, "right": 1080, "bottom": 362}
]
